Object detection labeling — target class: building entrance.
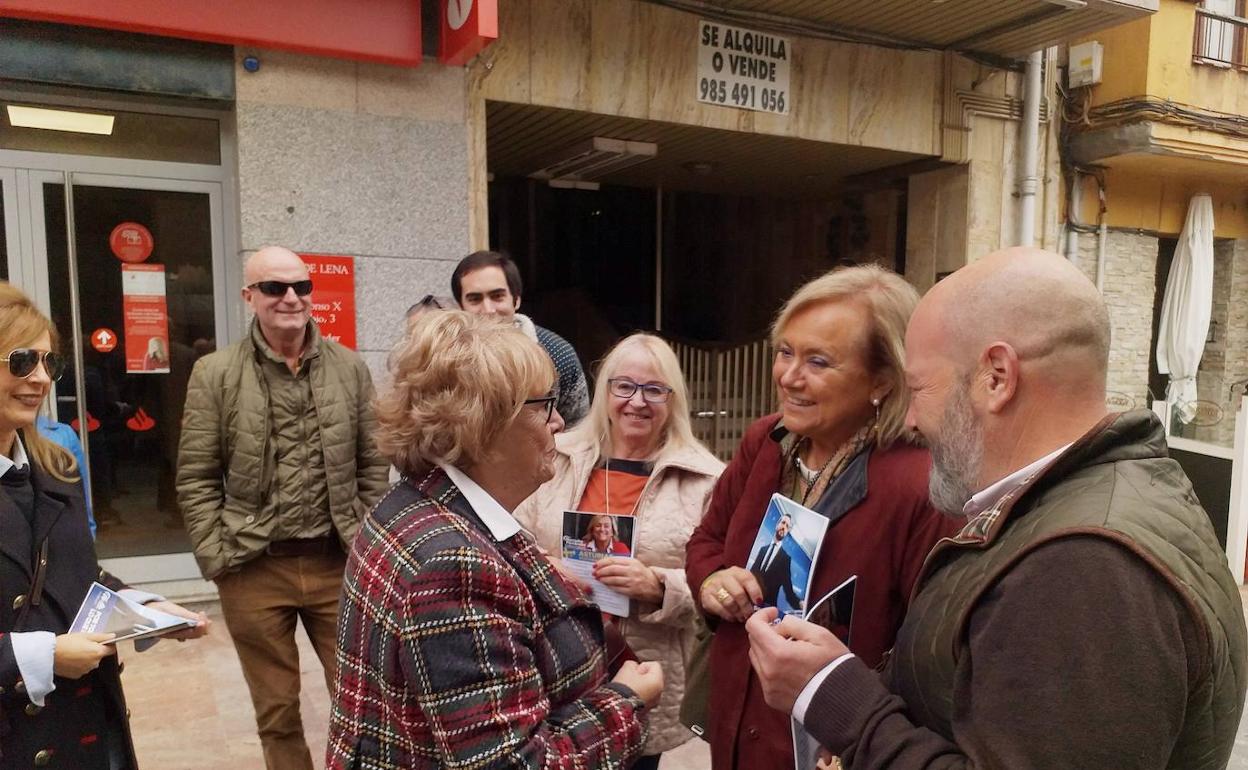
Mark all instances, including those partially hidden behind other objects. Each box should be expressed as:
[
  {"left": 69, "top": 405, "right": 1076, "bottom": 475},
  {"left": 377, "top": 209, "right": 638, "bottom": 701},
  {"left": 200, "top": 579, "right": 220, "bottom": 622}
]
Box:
[{"left": 1, "top": 98, "right": 233, "bottom": 590}]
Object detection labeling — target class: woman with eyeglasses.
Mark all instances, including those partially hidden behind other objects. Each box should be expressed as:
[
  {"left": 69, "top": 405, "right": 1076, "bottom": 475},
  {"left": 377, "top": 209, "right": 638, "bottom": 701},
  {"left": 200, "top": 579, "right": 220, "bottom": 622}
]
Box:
[
  {"left": 516, "top": 333, "right": 724, "bottom": 770},
  {"left": 328, "top": 311, "right": 662, "bottom": 770},
  {"left": 0, "top": 282, "right": 208, "bottom": 769},
  {"left": 685, "top": 265, "right": 957, "bottom": 770}
]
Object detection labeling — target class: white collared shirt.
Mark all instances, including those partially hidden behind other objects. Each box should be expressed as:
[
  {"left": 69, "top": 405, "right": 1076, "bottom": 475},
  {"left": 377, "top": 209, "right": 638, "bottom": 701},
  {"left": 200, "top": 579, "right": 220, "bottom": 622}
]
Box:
[
  {"left": 792, "top": 442, "right": 1075, "bottom": 724},
  {"left": 437, "top": 463, "right": 523, "bottom": 542},
  {"left": 0, "top": 433, "right": 30, "bottom": 477},
  {"left": 962, "top": 443, "right": 1072, "bottom": 518}
]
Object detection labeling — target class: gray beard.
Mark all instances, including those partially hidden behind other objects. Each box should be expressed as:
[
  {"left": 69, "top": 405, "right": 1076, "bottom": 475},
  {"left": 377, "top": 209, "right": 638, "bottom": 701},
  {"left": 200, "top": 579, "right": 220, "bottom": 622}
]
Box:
[{"left": 928, "top": 385, "right": 984, "bottom": 517}]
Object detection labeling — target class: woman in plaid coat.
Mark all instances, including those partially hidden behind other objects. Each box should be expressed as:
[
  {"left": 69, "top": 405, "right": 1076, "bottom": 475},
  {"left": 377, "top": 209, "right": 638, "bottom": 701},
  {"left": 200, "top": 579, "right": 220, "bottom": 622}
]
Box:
[{"left": 327, "top": 310, "right": 663, "bottom": 770}]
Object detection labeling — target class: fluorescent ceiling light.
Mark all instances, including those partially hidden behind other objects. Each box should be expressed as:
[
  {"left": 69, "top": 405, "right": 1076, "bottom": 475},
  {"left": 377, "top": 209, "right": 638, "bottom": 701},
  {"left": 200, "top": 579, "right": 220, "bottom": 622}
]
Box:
[
  {"left": 6, "top": 105, "right": 115, "bottom": 135},
  {"left": 529, "top": 137, "right": 658, "bottom": 183}
]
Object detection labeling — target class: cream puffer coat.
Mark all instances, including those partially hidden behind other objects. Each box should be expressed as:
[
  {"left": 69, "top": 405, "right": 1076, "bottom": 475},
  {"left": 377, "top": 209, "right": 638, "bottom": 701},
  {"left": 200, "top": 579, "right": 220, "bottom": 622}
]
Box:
[{"left": 514, "top": 431, "right": 724, "bottom": 755}]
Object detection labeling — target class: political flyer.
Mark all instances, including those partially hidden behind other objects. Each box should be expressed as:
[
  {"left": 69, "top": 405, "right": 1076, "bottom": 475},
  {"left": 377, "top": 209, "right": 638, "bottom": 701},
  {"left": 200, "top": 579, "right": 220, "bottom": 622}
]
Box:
[{"left": 560, "top": 510, "right": 636, "bottom": 617}]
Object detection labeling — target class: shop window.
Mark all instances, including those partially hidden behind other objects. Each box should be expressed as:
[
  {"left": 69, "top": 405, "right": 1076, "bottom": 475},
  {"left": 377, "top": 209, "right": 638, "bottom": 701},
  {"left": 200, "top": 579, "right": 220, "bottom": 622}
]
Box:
[{"left": 1194, "top": 0, "right": 1248, "bottom": 70}]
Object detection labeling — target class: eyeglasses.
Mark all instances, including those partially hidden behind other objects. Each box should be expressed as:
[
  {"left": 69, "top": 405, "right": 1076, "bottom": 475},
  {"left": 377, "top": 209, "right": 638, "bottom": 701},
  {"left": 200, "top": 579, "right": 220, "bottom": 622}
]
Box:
[
  {"left": 607, "top": 378, "right": 673, "bottom": 404},
  {"left": 2, "top": 349, "right": 66, "bottom": 381},
  {"left": 523, "top": 393, "right": 558, "bottom": 421},
  {"left": 248, "top": 280, "right": 314, "bottom": 298}
]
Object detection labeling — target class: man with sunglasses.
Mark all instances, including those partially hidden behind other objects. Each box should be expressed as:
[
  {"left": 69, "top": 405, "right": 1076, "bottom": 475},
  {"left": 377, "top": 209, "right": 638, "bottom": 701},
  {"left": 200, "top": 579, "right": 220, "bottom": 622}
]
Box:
[{"left": 177, "top": 245, "right": 389, "bottom": 770}]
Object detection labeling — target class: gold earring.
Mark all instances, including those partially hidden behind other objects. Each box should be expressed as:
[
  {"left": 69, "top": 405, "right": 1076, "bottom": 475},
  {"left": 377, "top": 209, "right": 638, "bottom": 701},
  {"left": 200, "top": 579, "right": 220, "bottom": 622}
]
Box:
[{"left": 872, "top": 397, "right": 881, "bottom": 422}]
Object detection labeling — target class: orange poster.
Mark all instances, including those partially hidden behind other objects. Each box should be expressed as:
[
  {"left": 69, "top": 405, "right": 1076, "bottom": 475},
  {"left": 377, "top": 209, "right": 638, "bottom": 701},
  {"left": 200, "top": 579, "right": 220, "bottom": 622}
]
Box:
[
  {"left": 299, "top": 253, "right": 356, "bottom": 349},
  {"left": 121, "top": 263, "right": 171, "bottom": 374}
]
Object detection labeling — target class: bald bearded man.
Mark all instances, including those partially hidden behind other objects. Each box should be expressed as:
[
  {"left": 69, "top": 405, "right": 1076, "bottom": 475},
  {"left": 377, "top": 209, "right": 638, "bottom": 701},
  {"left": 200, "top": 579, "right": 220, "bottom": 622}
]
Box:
[
  {"left": 745, "top": 248, "right": 1246, "bottom": 769},
  {"left": 178, "top": 246, "right": 388, "bottom": 770}
]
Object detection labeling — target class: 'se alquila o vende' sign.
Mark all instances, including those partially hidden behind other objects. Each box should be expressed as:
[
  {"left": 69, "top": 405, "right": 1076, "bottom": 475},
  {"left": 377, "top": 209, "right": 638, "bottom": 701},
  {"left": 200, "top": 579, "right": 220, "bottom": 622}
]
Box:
[{"left": 697, "top": 20, "right": 791, "bottom": 115}]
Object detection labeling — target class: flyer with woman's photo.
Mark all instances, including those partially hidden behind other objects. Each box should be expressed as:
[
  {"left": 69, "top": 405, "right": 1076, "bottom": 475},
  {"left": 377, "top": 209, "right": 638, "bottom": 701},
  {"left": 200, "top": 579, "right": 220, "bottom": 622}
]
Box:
[{"left": 561, "top": 510, "right": 636, "bottom": 617}]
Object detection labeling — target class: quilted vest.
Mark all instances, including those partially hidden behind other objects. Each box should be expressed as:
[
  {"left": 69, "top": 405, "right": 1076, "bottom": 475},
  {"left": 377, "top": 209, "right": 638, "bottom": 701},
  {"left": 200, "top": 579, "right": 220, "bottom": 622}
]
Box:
[{"left": 887, "top": 410, "right": 1247, "bottom": 770}]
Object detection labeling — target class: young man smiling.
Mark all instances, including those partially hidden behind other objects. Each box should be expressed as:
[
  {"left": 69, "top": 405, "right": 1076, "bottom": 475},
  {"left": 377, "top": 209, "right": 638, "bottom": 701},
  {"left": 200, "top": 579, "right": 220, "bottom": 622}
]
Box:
[{"left": 451, "top": 251, "right": 590, "bottom": 427}]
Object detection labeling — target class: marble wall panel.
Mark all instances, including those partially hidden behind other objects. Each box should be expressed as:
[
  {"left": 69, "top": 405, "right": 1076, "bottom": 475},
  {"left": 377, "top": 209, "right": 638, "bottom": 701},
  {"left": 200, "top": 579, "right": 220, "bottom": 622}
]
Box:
[
  {"left": 846, "top": 45, "right": 940, "bottom": 155},
  {"left": 588, "top": 0, "right": 651, "bottom": 117},
  {"left": 481, "top": 0, "right": 533, "bottom": 102},
  {"left": 528, "top": 0, "right": 592, "bottom": 111}
]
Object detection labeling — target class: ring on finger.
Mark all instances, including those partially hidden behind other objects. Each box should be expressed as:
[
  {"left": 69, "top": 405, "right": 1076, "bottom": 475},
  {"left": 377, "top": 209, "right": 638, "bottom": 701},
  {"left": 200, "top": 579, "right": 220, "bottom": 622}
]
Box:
[{"left": 715, "top": 587, "right": 731, "bottom": 604}]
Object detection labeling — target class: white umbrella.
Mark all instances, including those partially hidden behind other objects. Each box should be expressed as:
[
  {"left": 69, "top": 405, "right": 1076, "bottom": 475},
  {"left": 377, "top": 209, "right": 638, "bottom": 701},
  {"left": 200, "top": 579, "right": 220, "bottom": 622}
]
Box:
[{"left": 1156, "top": 194, "right": 1215, "bottom": 422}]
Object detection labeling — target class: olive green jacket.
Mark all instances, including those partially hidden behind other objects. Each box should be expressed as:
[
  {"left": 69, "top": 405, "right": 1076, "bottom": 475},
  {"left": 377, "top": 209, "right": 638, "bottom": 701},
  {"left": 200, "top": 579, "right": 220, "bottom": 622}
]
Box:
[
  {"left": 889, "top": 410, "right": 1247, "bottom": 769},
  {"left": 176, "top": 321, "right": 389, "bottom": 579}
]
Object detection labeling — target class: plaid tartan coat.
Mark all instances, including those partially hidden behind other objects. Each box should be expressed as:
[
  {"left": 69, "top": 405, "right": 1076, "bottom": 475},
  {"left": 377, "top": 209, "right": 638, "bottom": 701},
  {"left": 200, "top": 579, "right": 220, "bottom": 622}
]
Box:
[{"left": 326, "top": 467, "right": 649, "bottom": 770}]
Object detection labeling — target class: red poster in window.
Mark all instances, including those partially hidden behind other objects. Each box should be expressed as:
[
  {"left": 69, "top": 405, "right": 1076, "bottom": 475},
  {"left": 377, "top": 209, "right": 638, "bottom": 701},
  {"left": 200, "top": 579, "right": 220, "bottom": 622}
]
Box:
[
  {"left": 298, "top": 254, "right": 356, "bottom": 349},
  {"left": 121, "top": 263, "right": 171, "bottom": 374}
]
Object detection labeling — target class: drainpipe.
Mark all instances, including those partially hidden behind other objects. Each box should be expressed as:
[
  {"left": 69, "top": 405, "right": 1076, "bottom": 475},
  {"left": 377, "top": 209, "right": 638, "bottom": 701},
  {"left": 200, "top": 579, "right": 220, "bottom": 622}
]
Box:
[
  {"left": 1095, "top": 179, "right": 1108, "bottom": 293},
  {"left": 1066, "top": 170, "right": 1082, "bottom": 260},
  {"left": 1017, "top": 50, "right": 1043, "bottom": 247}
]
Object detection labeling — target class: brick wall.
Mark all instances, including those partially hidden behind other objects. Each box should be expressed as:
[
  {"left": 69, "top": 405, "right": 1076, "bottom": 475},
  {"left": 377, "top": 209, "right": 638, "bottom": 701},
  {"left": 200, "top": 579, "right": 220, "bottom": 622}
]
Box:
[{"left": 1070, "top": 230, "right": 1158, "bottom": 410}]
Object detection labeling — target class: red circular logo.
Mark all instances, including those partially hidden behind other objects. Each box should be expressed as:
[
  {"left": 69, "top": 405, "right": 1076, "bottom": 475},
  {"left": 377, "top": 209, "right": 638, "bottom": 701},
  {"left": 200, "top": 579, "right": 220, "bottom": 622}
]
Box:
[
  {"left": 90, "top": 328, "right": 118, "bottom": 353},
  {"left": 109, "top": 222, "right": 154, "bottom": 263}
]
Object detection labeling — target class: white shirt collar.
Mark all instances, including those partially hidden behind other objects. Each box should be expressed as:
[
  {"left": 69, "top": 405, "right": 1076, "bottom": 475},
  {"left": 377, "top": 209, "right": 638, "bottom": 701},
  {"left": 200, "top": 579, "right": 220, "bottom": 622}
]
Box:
[
  {"left": 0, "top": 434, "right": 30, "bottom": 478},
  {"left": 963, "top": 443, "right": 1072, "bottom": 518},
  {"left": 437, "top": 462, "right": 522, "bottom": 542}
]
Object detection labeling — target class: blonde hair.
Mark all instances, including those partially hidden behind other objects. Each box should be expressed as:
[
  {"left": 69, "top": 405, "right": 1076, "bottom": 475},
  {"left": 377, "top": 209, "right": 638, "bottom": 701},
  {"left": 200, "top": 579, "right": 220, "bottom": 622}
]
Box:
[
  {"left": 770, "top": 264, "right": 920, "bottom": 447},
  {"left": 582, "top": 513, "right": 618, "bottom": 541},
  {"left": 375, "top": 310, "right": 555, "bottom": 477},
  {"left": 0, "top": 282, "right": 77, "bottom": 482},
  {"left": 567, "top": 333, "right": 708, "bottom": 462}
]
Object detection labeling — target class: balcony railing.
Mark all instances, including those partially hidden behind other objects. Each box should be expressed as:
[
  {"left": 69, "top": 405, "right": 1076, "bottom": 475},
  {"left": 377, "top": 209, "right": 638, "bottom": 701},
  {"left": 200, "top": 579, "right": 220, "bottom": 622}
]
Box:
[{"left": 1194, "top": 7, "right": 1248, "bottom": 71}]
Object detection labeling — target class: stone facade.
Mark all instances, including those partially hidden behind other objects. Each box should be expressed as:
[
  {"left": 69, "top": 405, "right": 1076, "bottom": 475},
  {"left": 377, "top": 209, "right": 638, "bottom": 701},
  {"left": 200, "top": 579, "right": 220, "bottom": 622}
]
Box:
[
  {"left": 232, "top": 50, "right": 471, "bottom": 381},
  {"left": 1216, "top": 239, "right": 1248, "bottom": 446},
  {"left": 1191, "top": 240, "right": 1236, "bottom": 446},
  {"left": 1070, "top": 229, "right": 1158, "bottom": 410}
]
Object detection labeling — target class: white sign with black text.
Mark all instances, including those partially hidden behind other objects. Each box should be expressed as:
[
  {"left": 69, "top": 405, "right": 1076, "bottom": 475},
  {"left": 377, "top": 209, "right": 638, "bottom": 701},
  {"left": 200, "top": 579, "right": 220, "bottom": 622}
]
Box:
[{"left": 697, "top": 20, "right": 791, "bottom": 115}]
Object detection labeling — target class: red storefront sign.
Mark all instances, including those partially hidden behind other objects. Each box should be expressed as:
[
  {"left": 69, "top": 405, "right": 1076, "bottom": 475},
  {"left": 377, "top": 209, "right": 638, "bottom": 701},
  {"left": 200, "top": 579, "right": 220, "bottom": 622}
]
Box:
[
  {"left": 299, "top": 254, "right": 357, "bottom": 350},
  {"left": 120, "top": 263, "right": 171, "bottom": 374},
  {"left": 109, "top": 221, "right": 154, "bottom": 264},
  {"left": 440, "top": 0, "right": 498, "bottom": 66},
  {"left": 0, "top": 0, "right": 423, "bottom": 67}
]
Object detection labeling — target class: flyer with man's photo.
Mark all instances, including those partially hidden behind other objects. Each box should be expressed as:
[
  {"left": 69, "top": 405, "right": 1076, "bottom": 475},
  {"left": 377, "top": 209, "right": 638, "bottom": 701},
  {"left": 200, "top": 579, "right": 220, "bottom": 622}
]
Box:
[
  {"left": 745, "top": 494, "right": 830, "bottom": 616},
  {"left": 561, "top": 510, "right": 637, "bottom": 617}
]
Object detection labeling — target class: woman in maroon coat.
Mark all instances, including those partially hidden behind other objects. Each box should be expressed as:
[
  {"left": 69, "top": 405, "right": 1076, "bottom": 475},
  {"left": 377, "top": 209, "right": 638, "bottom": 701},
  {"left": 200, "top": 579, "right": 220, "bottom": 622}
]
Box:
[{"left": 685, "top": 264, "right": 956, "bottom": 770}]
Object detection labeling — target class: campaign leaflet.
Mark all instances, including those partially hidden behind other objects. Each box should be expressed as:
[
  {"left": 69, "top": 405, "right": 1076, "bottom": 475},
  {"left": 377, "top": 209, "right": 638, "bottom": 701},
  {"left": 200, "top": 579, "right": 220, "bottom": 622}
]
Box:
[
  {"left": 561, "top": 510, "right": 637, "bottom": 618},
  {"left": 745, "top": 494, "right": 830, "bottom": 617},
  {"left": 791, "top": 575, "right": 859, "bottom": 770},
  {"left": 70, "top": 582, "right": 195, "bottom": 652}
]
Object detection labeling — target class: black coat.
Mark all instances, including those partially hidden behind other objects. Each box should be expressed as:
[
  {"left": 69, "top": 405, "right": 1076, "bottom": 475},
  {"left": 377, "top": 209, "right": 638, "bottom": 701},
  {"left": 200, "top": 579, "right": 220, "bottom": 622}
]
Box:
[{"left": 0, "top": 453, "right": 135, "bottom": 769}]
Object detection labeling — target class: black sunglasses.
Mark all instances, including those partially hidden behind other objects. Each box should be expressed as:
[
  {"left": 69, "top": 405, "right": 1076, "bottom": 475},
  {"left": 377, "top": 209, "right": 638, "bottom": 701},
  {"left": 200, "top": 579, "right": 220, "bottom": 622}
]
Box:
[
  {"left": 248, "top": 280, "right": 314, "bottom": 297},
  {"left": 523, "top": 394, "right": 558, "bottom": 421},
  {"left": 3, "top": 349, "right": 66, "bottom": 382}
]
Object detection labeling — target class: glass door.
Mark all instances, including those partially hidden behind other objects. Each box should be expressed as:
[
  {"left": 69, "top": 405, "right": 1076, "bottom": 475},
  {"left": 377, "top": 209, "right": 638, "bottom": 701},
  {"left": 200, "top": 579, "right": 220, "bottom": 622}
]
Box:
[
  {"left": 13, "top": 169, "right": 227, "bottom": 578},
  {"left": 1, "top": 168, "right": 13, "bottom": 282}
]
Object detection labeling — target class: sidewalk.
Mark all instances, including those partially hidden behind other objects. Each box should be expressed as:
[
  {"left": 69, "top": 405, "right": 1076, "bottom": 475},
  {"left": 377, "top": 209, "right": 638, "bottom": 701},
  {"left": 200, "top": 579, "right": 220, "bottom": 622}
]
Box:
[
  {"left": 120, "top": 603, "right": 710, "bottom": 769},
  {"left": 122, "top": 591, "right": 1248, "bottom": 769}
]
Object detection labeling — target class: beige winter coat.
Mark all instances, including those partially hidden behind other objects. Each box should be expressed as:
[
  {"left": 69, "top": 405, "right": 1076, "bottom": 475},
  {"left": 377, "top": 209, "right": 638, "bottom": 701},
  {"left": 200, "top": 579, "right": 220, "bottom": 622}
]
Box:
[{"left": 514, "top": 431, "right": 724, "bottom": 755}]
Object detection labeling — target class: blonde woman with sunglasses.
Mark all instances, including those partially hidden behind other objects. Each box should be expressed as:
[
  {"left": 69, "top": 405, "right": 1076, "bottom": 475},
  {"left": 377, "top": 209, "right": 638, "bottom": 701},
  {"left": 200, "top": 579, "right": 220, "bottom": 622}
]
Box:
[{"left": 0, "top": 282, "right": 208, "bottom": 769}]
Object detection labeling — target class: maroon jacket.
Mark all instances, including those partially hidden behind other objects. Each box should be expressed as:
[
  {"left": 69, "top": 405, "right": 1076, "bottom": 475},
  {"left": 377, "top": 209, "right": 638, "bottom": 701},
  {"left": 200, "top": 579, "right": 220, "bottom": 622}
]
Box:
[{"left": 685, "top": 415, "right": 956, "bottom": 770}]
